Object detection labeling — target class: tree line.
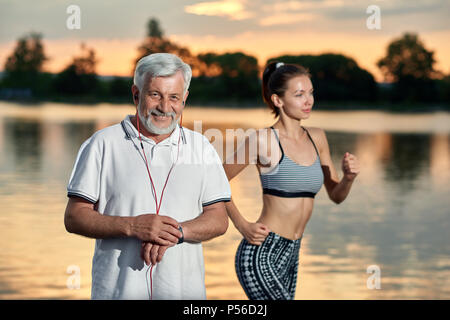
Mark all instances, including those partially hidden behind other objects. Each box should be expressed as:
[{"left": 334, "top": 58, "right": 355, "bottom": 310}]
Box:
[{"left": 1, "top": 18, "right": 449, "bottom": 109}]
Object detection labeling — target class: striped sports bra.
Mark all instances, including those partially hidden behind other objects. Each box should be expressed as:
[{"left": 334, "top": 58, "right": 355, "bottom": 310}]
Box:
[{"left": 259, "top": 126, "right": 324, "bottom": 198}]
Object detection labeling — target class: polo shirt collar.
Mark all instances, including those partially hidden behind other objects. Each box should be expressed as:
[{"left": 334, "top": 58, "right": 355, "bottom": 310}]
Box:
[{"left": 122, "top": 115, "right": 183, "bottom": 146}]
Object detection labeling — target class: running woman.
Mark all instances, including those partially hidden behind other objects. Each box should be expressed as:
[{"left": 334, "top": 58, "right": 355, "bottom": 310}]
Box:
[{"left": 223, "top": 62, "right": 360, "bottom": 300}]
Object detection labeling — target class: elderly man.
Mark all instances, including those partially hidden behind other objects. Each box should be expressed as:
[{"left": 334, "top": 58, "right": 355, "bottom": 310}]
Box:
[{"left": 64, "top": 53, "right": 231, "bottom": 299}]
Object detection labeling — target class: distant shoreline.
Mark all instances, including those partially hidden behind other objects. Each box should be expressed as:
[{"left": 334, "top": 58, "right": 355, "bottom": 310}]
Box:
[{"left": 0, "top": 97, "right": 449, "bottom": 113}]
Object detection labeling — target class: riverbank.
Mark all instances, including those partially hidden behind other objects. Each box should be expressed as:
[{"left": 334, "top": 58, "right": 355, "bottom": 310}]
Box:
[{"left": 0, "top": 96, "right": 449, "bottom": 113}]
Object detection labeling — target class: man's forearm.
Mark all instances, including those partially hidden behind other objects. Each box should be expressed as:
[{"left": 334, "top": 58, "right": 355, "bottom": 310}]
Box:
[
  {"left": 65, "top": 205, "right": 133, "bottom": 239},
  {"left": 180, "top": 217, "right": 227, "bottom": 243},
  {"left": 180, "top": 203, "right": 228, "bottom": 243},
  {"left": 65, "top": 197, "right": 181, "bottom": 245}
]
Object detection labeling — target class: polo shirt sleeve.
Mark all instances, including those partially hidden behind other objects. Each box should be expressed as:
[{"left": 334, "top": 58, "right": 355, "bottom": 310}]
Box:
[
  {"left": 201, "top": 137, "right": 231, "bottom": 207},
  {"left": 67, "top": 135, "right": 102, "bottom": 204}
]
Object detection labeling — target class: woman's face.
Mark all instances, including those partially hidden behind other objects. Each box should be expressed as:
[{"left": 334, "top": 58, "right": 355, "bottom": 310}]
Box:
[{"left": 278, "top": 75, "right": 314, "bottom": 120}]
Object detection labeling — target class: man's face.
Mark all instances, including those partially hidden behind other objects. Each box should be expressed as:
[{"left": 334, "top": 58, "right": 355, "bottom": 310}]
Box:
[{"left": 134, "top": 71, "right": 188, "bottom": 135}]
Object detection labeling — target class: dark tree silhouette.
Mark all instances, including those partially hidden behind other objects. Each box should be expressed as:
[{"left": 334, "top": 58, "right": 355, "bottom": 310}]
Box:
[
  {"left": 134, "top": 18, "right": 206, "bottom": 77},
  {"left": 2, "top": 32, "right": 50, "bottom": 94},
  {"left": 267, "top": 53, "right": 377, "bottom": 103},
  {"left": 4, "top": 32, "right": 47, "bottom": 74},
  {"left": 192, "top": 52, "right": 260, "bottom": 103},
  {"left": 377, "top": 33, "right": 436, "bottom": 82},
  {"left": 53, "top": 43, "right": 99, "bottom": 96},
  {"left": 377, "top": 33, "right": 440, "bottom": 102},
  {"left": 147, "top": 18, "right": 164, "bottom": 38}
]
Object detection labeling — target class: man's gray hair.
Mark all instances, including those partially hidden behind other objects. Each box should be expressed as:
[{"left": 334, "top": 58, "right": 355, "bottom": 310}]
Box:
[{"left": 133, "top": 53, "right": 192, "bottom": 94}]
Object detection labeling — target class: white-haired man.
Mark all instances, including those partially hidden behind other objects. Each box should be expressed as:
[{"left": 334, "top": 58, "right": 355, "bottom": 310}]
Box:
[{"left": 64, "top": 53, "right": 231, "bottom": 299}]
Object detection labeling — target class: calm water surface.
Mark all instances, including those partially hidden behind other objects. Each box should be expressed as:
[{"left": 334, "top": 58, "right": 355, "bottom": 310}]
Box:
[{"left": 0, "top": 101, "right": 449, "bottom": 299}]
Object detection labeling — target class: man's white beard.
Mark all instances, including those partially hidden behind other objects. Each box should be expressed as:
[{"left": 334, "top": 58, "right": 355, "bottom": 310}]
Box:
[{"left": 137, "top": 105, "right": 179, "bottom": 135}]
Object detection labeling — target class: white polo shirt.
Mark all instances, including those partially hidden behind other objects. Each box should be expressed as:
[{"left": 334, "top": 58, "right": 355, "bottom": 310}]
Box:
[{"left": 67, "top": 115, "right": 231, "bottom": 300}]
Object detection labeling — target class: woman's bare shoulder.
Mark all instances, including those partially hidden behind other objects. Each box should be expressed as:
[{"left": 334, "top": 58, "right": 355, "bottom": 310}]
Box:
[
  {"left": 303, "top": 126, "right": 325, "bottom": 137},
  {"left": 303, "top": 126, "right": 327, "bottom": 151}
]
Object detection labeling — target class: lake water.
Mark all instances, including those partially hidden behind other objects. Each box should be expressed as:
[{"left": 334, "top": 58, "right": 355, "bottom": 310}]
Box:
[{"left": 0, "top": 101, "right": 449, "bottom": 299}]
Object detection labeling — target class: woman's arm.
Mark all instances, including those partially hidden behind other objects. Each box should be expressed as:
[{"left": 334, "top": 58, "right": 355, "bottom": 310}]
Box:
[
  {"left": 222, "top": 130, "right": 271, "bottom": 245},
  {"left": 331, "top": 152, "right": 359, "bottom": 203},
  {"left": 223, "top": 130, "right": 262, "bottom": 223},
  {"left": 312, "top": 128, "right": 360, "bottom": 204}
]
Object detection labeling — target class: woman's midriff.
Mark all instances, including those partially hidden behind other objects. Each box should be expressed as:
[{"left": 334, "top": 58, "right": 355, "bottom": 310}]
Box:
[{"left": 257, "top": 194, "right": 315, "bottom": 240}]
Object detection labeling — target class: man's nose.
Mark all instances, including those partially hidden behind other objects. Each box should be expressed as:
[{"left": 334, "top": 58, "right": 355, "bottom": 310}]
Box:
[{"left": 159, "top": 97, "right": 172, "bottom": 113}]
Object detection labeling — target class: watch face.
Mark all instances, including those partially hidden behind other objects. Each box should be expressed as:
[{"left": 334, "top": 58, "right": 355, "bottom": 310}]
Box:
[{"left": 178, "top": 226, "right": 184, "bottom": 244}]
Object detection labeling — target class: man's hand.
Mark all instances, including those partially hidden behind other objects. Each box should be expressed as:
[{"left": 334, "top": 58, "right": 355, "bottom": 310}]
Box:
[
  {"left": 131, "top": 214, "right": 182, "bottom": 246},
  {"left": 140, "top": 242, "right": 174, "bottom": 266}
]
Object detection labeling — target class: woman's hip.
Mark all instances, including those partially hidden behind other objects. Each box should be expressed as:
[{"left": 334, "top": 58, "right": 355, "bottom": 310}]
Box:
[{"left": 235, "top": 231, "right": 301, "bottom": 265}]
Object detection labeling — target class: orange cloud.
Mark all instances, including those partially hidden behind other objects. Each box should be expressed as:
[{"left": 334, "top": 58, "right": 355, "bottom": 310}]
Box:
[{"left": 185, "top": 0, "right": 252, "bottom": 20}]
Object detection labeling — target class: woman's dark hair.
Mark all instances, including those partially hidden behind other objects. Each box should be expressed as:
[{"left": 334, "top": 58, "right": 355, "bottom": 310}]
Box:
[{"left": 262, "top": 62, "right": 311, "bottom": 117}]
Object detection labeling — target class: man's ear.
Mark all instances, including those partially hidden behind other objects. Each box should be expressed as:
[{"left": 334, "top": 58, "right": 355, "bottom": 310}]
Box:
[
  {"left": 131, "top": 85, "right": 140, "bottom": 106},
  {"left": 182, "top": 90, "right": 189, "bottom": 106}
]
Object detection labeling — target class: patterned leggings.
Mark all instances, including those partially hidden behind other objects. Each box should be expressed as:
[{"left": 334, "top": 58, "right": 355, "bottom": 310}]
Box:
[{"left": 235, "top": 232, "right": 302, "bottom": 300}]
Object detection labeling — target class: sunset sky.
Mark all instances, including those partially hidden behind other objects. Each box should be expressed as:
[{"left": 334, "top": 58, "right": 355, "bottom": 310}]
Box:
[{"left": 0, "top": 0, "right": 449, "bottom": 82}]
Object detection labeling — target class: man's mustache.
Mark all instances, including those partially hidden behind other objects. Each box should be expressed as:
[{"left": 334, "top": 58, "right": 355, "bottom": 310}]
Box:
[{"left": 149, "top": 109, "right": 176, "bottom": 118}]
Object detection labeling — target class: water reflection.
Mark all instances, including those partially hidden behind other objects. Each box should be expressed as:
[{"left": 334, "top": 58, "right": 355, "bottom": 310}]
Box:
[
  {"left": 301, "top": 129, "right": 449, "bottom": 299},
  {"left": 0, "top": 102, "right": 448, "bottom": 299},
  {"left": 383, "top": 133, "right": 430, "bottom": 186},
  {"left": 430, "top": 134, "right": 450, "bottom": 186},
  {"left": 5, "top": 119, "right": 43, "bottom": 173}
]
